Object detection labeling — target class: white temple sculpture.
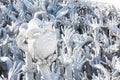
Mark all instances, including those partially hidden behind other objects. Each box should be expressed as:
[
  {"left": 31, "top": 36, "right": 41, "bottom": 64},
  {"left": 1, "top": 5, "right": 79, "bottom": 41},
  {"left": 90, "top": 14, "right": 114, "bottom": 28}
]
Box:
[
  {"left": 17, "top": 11, "right": 58, "bottom": 80},
  {"left": 1, "top": 0, "right": 120, "bottom": 80}
]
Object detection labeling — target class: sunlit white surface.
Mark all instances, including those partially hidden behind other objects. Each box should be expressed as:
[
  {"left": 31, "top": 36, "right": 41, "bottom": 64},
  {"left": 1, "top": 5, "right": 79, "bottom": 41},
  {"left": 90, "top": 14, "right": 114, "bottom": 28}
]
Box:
[{"left": 89, "top": 0, "right": 120, "bottom": 8}]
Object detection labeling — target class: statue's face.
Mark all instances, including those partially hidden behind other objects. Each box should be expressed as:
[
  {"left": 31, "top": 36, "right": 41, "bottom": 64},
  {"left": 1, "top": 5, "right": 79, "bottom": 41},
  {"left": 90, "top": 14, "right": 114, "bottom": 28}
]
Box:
[{"left": 16, "top": 23, "right": 29, "bottom": 52}]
